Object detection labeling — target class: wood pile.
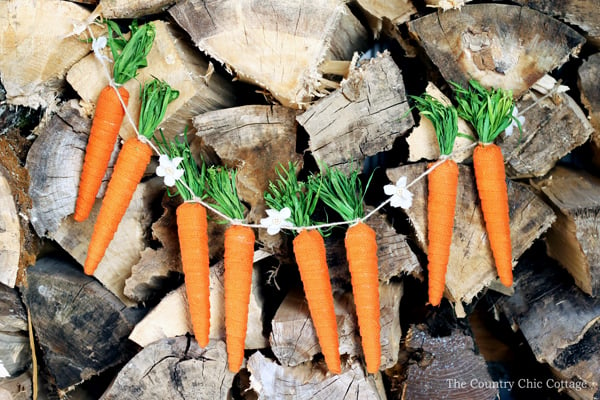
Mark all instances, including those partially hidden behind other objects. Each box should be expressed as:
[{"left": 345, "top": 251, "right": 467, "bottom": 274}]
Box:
[{"left": 0, "top": 0, "right": 599, "bottom": 399}]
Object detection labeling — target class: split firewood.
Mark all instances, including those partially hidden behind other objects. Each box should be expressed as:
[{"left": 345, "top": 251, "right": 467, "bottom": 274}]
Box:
[
  {"left": 498, "top": 88, "right": 593, "bottom": 179},
  {"left": 169, "top": 0, "right": 369, "bottom": 109},
  {"left": 386, "top": 163, "right": 555, "bottom": 310},
  {"left": 424, "top": 0, "right": 472, "bottom": 10},
  {"left": 247, "top": 351, "right": 387, "bottom": 399},
  {"left": 530, "top": 166, "right": 600, "bottom": 297},
  {"left": 0, "top": 172, "right": 20, "bottom": 288},
  {"left": 194, "top": 105, "right": 302, "bottom": 223},
  {"left": 0, "top": 371, "right": 33, "bottom": 400},
  {"left": 0, "top": 285, "right": 30, "bottom": 379},
  {"left": 26, "top": 101, "right": 164, "bottom": 305},
  {"left": 297, "top": 51, "right": 414, "bottom": 171},
  {"left": 0, "top": 0, "right": 99, "bottom": 109},
  {"left": 129, "top": 254, "right": 269, "bottom": 350},
  {"left": 397, "top": 324, "right": 499, "bottom": 400},
  {"left": 578, "top": 53, "right": 600, "bottom": 170},
  {"left": 511, "top": 0, "right": 600, "bottom": 47},
  {"left": 270, "top": 282, "right": 403, "bottom": 371},
  {"left": 67, "top": 20, "right": 236, "bottom": 142},
  {"left": 406, "top": 82, "right": 476, "bottom": 163},
  {"left": 407, "top": 4, "right": 585, "bottom": 98},
  {"left": 355, "top": 0, "right": 416, "bottom": 38},
  {"left": 496, "top": 249, "right": 600, "bottom": 400},
  {"left": 20, "top": 256, "right": 145, "bottom": 392},
  {"left": 100, "top": 337, "right": 235, "bottom": 400},
  {"left": 99, "top": 0, "right": 177, "bottom": 18}
]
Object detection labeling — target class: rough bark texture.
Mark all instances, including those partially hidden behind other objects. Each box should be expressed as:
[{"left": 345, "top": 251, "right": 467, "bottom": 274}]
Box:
[
  {"left": 531, "top": 166, "right": 600, "bottom": 297},
  {"left": 169, "top": 0, "right": 369, "bottom": 108},
  {"left": 194, "top": 105, "right": 302, "bottom": 223},
  {"left": 578, "top": 53, "right": 600, "bottom": 170},
  {"left": 21, "top": 256, "right": 145, "bottom": 392},
  {"left": 297, "top": 51, "right": 414, "bottom": 171},
  {"left": 401, "top": 325, "right": 499, "bottom": 400},
  {"left": 407, "top": 4, "right": 585, "bottom": 97},
  {"left": 67, "top": 20, "right": 236, "bottom": 142},
  {"left": 247, "top": 351, "right": 387, "bottom": 399},
  {"left": 497, "top": 90, "right": 593, "bottom": 179},
  {"left": 100, "top": 337, "right": 235, "bottom": 400},
  {"left": 26, "top": 102, "right": 163, "bottom": 305},
  {"left": 386, "top": 163, "right": 555, "bottom": 309},
  {"left": 0, "top": 0, "right": 98, "bottom": 108},
  {"left": 497, "top": 250, "right": 600, "bottom": 400}
]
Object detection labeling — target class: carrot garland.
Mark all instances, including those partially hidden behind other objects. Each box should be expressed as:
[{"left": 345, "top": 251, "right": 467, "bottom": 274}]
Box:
[
  {"left": 74, "top": 21, "right": 155, "bottom": 222},
  {"left": 411, "top": 94, "right": 460, "bottom": 306},
  {"left": 452, "top": 80, "right": 520, "bottom": 287},
  {"left": 309, "top": 164, "right": 381, "bottom": 374},
  {"left": 155, "top": 131, "right": 211, "bottom": 346},
  {"left": 204, "top": 165, "right": 255, "bottom": 373},
  {"left": 265, "top": 163, "right": 341, "bottom": 374},
  {"left": 84, "top": 79, "right": 179, "bottom": 276}
]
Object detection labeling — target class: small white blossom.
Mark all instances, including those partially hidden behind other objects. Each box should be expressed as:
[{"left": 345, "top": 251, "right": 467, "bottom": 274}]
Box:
[
  {"left": 384, "top": 176, "right": 414, "bottom": 209},
  {"left": 156, "top": 154, "right": 184, "bottom": 187},
  {"left": 260, "top": 207, "right": 294, "bottom": 235},
  {"left": 505, "top": 106, "right": 525, "bottom": 137},
  {"left": 92, "top": 36, "right": 111, "bottom": 63}
]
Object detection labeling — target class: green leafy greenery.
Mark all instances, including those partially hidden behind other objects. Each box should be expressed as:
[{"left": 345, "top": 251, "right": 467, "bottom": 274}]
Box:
[
  {"left": 451, "top": 80, "right": 520, "bottom": 143},
  {"left": 105, "top": 20, "right": 156, "bottom": 85},
  {"left": 411, "top": 94, "right": 459, "bottom": 156},
  {"left": 308, "top": 163, "right": 370, "bottom": 222},
  {"left": 205, "top": 166, "right": 246, "bottom": 221},
  {"left": 154, "top": 130, "right": 205, "bottom": 201},
  {"left": 138, "top": 79, "right": 179, "bottom": 139},
  {"left": 264, "top": 162, "right": 320, "bottom": 229}
]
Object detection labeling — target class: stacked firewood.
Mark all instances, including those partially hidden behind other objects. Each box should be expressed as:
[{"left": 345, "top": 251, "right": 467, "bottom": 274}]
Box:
[{"left": 1, "top": 0, "right": 600, "bottom": 399}]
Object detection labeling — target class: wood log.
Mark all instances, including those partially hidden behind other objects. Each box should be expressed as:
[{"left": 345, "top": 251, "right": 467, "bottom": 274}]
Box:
[
  {"left": 194, "top": 105, "right": 302, "bottom": 223},
  {"left": 497, "top": 88, "right": 593, "bottom": 179},
  {"left": 247, "top": 351, "right": 387, "bottom": 399},
  {"left": 406, "top": 82, "right": 476, "bottom": 163},
  {"left": 386, "top": 163, "right": 556, "bottom": 310},
  {"left": 0, "top": 0, "right": 98, "bottom": 109},
  {"left": 0, "top": 172, "right": 20, "bottom": 288},
  {"left": 578, "top": 53, "right": 600, "bottom": 170},
  {"left": 129, "top": 253, "right": 269, "bottom": 350},
  {"left": 26, "top": 101, "right": 164, "bottom": 305},
  {"left": 424, "top": 0, "right": 472, "bottom": 10},
  {"left": 530, "top": 166, "right": 600, "bottom": 297},
  {"left": 0, "top": 285, "right": 30, "bottom": 379},
  {"left": 20, "top": 256, "right": 145, "bottom": 392},
  {"left": 407, "top": 4, "right": 585, "bottom": 97},
  {"left": 99, "top": 0, "right": 177, "bottom": 18},
  {"left": 0, "top": 371, "right": 33, "bottom": 400},
  {"left": 398, "top": 324, "right": 499, "bottom": 400},
  {"left": 497, "top": 248, "right": 600, "bottom": 400},
  {"left": 355, "top": 0, "right": 416, "bottom": 38},
  {"left": 297, "top": 51, "right": 415, "bottom": 171},
  {"left": 270, "top": 281, "right": 403, "bottom": 371},
  {"left": 100, "top": 337, "right": 235, "bottom": 400},
  {"left": 169, "top": 0, "right": 369, "bottom": 109},
  {"left": 511, "top": 0, "right": 600, "bottom": 47},
  {"left": 67, "top": 20, "right": 236, "bottom": 142}
]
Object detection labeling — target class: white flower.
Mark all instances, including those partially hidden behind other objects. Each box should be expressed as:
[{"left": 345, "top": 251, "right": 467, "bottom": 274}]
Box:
[
  {"left": 505, "top": 106, "right": 525, "bottom": 137},
  {"left": 156, "top": 154, "right": 184, "bottom": 187},
  {"left": 383, "top": 176, "right": 414, "bottom": 209},
  {"left": 260, "top": 207, "right": 294, "bottom": 235},
  {"left": 92, "top": 36, "right": 111, "bottom": 63}
]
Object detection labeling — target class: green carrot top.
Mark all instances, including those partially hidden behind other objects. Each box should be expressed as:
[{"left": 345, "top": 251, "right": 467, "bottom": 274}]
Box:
[
  {"left": 106, "top": 20, "right": 156, "bottom": 85},
  {"left": 138, "top": 79, "right": 179, "bottom": 140},
  {"left": 411, "top": 94, "right": 459, "bottom": 156},
  {"left": 308, "top": 163, "right": 370, "bottom": 222},
  {"left": 264, "top": 162, "right": 319, "bottom": 230},
  {"left": 154, "top": 130, "right": 205, "bottom": 201},
  {"left": 205, "top": 165, "right": 246, "bottom": 221},
  {"left": 451, "top": 79, "right": 519, "bottom": 143}
]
